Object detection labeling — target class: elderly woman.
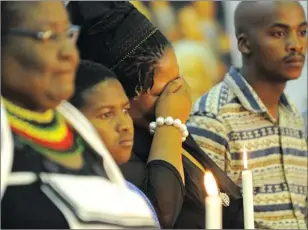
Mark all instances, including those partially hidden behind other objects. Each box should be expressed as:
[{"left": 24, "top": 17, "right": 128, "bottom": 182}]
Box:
[
  {"left": 68, "top": 2, "right": 244, "bottom": 229},
  {"left": 0, "top": 2, "right": 158, "bottom": 229}
]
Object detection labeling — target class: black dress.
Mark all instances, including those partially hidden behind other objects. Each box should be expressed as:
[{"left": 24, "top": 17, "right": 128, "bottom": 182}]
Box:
[{"left": 121, "top": 125, "right": 245, "bottom": 229}]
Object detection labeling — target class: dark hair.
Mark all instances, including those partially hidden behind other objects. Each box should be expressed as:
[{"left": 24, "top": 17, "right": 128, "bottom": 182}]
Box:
[
  {"left": 70, "top": 60, "right": 117, "bottom": 108},
  {"left": 112, "top": 30, "right": 171, "bottom": 98}
]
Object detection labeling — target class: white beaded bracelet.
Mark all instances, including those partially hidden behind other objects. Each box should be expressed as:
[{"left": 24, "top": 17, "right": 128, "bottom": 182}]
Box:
[{"left": 149, "top": 116, "right": 189, "bottom": 142}]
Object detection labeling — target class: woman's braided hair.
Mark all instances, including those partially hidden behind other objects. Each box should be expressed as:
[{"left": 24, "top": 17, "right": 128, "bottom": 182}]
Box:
[
  {"left": 70, "top": 2, "right": 171, "bottom": 99},
  {"left": 112, "top": 32, "right": 171, "bottom": 98}
]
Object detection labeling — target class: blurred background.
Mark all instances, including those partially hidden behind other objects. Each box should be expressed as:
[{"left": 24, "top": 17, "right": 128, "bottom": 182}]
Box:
[{"left": 131, "top": 1, "right": 308, "bottom": 114}]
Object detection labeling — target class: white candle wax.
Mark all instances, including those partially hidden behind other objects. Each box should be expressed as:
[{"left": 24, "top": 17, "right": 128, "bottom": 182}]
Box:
[
  {"left": 242, "top": 170, "right": 255, "bottom": 229},
  {"left": 206, "top": 195, "right": 222, "bottom": 229},
  {"left": 204, "top": 171, "right": 222, "bottom": 229},
  {"left": 242, "top": 145, "right": 255, "bottom": 229}
]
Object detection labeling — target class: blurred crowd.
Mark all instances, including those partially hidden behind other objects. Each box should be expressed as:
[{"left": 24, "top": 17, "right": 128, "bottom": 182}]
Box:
[{"left": 131, "top": 1, "right": 231, "bottom": 103}]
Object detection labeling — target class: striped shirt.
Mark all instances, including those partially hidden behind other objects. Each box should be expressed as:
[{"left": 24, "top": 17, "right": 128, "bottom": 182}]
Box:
[
  {"left": 187, "top": 67, "right": 308, "bottom": 229},
  {"left": 302, "top": 110, "right": 308, "bottom": 139}
]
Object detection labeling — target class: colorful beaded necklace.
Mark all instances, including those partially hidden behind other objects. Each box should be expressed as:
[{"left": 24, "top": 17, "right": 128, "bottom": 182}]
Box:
[{"left": 2, "top": 98, "right": 84, "bottom": 159}]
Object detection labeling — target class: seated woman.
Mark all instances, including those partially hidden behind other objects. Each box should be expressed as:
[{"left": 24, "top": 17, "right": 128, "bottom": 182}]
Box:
[
  {"left": 0, "top": 1, "right": 158, "bottom": 229},
  {"left": 68, "top": 2, "right": 244, "bottom": 229},
  {"left": 70, "top": 60, "right": 160, "bottom": 226}
]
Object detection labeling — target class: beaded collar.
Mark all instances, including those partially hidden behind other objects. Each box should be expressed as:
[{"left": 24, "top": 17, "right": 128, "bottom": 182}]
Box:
[{"left": 2, "top": 97, "right": 84, "bottom": 159}]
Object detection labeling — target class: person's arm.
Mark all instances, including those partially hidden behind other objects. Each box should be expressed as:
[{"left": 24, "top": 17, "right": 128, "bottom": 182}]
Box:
[
  {"left": 142, "top": 159, "right": 185, "bottom": 229},
  {"left": 145, "top": 126, "right": 186, "bottom": 228},
  {"left": 148, "top": 78, "right": 191, "bottom": 183},
  {"left": 148, "top": 126, "right": 184, "bottom": 181},
  {"left": 144, "top": 78, "right": 191, "bottom": 227},
  {"left": 120, "top": 152, "right": 184, "bottom": 229}
]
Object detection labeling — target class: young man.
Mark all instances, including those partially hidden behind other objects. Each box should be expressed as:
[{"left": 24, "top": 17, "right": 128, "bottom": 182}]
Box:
[{"left": 188, "top": 1, "right": 308, "bottom": 229}]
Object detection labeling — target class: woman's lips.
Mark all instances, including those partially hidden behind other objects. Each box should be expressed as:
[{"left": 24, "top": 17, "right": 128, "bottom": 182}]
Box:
[{"left": 119, "top": 138, "right": 134, "bottom": 147}]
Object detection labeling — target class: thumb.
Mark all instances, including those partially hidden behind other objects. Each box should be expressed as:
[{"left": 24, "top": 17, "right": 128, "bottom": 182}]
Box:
[{"left": 164, "top": 78, "right": 183, "bottom": 94}]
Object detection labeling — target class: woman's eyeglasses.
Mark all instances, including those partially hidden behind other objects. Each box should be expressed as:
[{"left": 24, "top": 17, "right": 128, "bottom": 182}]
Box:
[{"left": 6, "top": 25, "right": 80, "bottom": 43}]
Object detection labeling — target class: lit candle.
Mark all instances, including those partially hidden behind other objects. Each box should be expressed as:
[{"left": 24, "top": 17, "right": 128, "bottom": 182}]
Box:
[
  {"left": 242, "top": 144, "right": 255, "bottom": 229},
  {"left": 204, "top": 171, "right": 222, "bottom": 229}
]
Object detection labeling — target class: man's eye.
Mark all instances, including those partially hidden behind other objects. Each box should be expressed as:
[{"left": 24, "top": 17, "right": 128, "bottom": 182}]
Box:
[
  {"left": 272, "top": 31, "right": 287, "bottom": 38},
  {"left": 299, "top": 29, "right": 307, "bottom": 37},
  {"left": 97, "top": 112, "right": 113, "bottom": 119}
]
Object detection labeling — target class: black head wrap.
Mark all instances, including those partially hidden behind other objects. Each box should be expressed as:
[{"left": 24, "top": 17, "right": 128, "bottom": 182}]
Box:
[
  {"left": 68, "top": 2, "right": 171, "bottom": 98},
  {"left": 68, "top": 2, "right": 168, "bottom": 69}
]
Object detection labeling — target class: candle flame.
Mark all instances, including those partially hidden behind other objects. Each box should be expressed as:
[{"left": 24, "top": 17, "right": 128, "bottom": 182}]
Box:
[
  {"left": 204, "top": 171, "right": 219, "bottom": 196},
  {"left": 243, "top": 144, "right": 248, "bottom": 170}
]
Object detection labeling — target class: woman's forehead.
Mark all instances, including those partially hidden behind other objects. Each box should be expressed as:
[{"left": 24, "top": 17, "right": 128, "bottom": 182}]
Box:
[{"left": 19, "top": 2, "right": 70, "bottom": 30}]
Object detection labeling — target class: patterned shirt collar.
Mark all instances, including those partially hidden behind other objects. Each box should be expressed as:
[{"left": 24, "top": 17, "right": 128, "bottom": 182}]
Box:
[{"left": 224, "top": 66, "right": 294, "bottom": 114}]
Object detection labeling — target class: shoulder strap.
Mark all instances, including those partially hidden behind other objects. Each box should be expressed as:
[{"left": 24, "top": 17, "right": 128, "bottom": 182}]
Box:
[{"left": 183, "top": 134, "right": 242, "bottom": 199}]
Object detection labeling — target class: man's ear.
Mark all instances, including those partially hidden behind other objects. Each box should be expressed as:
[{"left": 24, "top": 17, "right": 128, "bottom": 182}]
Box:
[{"left": 237, "top": 33, "right": 251, "bottom": 55}]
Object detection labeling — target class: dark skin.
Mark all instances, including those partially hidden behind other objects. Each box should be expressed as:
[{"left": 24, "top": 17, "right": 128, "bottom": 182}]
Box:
[
  {"left": 79, "top": 79, "right": 134, "bottom": 165},
  {"left": 1, "top": 2, "right": 79, "bottom": 112},
  {"left": 129, "top": 48, "right": 192, "bottom": 181},
  {"left": 235, "top": 1, "right": 307, "bottom": 119}
]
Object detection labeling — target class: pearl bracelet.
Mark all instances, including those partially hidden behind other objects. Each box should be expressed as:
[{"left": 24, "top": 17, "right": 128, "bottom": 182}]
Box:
[{"left": 149, "top": 116, "right": 189, "bottom": 142}]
